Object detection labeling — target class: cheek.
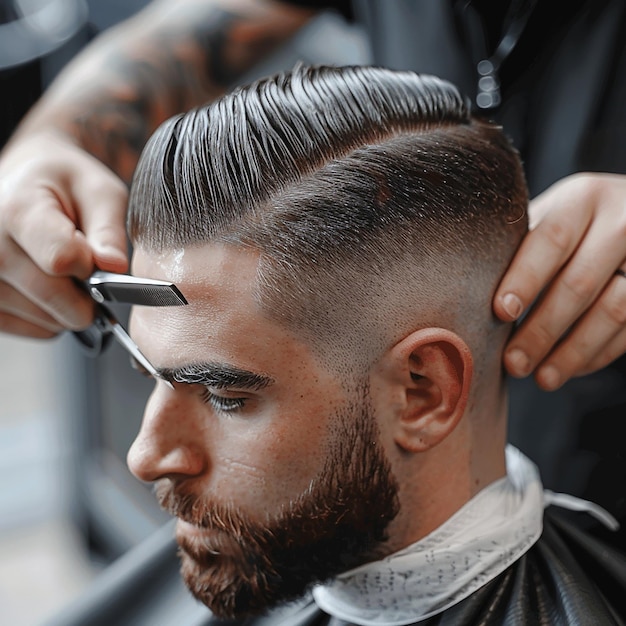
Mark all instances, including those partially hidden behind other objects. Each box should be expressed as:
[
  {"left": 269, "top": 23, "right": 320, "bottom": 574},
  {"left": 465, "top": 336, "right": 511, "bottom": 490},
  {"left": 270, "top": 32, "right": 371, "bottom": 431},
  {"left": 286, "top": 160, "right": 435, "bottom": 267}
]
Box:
[
  {"left": 264, "top": 415, "right": 327, "bottom": 469},
  {"left": 266, "top": 392, "right": 334, "bottom": 457},
  {"left": 207, "top": 402, "right": 334, "bottom": 512}
]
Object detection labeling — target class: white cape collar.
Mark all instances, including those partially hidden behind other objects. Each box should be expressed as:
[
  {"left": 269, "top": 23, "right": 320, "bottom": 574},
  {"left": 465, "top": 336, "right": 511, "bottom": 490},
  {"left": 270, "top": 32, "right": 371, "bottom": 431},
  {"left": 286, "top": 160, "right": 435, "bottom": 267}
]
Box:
[{"left": 312, "top": 446, "right": 549, "bottom": 625}]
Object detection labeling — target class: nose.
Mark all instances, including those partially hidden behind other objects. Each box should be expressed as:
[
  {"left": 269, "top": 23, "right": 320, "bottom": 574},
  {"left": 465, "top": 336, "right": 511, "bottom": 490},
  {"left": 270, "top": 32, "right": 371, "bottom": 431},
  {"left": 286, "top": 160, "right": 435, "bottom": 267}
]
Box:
[{"left": 127, "top": 382, "right": 207, "bottom": 482}]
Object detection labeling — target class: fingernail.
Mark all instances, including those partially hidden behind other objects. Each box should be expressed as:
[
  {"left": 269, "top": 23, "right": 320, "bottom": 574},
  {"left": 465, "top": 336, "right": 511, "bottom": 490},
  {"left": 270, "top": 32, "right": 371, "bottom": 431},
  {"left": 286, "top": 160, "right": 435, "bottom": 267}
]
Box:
[
  {"left": 506, "top": 348, "right": 531, "bottom": 376},
  {"left": 94, "top": 245, "right": 129, "bottom": 271},
  {"left": 96, "top": 245, "right": 126, "bottom": 262},
  {"left": 538, "top": 365, "right": 561, "bottom": 390},
  {"left": 502, "top": 293, "right": 523, "bottom": 320}
]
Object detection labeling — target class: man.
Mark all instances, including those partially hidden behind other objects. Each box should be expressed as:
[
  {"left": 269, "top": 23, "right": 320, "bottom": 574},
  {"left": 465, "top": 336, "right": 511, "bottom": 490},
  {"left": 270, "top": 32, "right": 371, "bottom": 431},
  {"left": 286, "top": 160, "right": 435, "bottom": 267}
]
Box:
[
  {"left": 1, "top": 2, "right": 625, "bottom": 555},
  {"left": 93, "top": 64, "right": 622, "bottom": 624}
]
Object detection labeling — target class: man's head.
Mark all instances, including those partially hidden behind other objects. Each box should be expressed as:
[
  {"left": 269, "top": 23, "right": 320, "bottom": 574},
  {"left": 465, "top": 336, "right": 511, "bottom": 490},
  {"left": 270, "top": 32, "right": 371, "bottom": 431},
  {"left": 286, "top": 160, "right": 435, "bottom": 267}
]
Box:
[{"left": 126, "top": 65, "right": 528, "bottom": 618}]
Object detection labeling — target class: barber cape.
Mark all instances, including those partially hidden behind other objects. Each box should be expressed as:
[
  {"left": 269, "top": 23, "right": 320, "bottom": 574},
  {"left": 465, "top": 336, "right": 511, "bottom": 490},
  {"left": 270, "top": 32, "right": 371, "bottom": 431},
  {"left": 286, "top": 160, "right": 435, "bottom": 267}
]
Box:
[{"left": 48, "top": 447, "right": 626, "bottom": 626}]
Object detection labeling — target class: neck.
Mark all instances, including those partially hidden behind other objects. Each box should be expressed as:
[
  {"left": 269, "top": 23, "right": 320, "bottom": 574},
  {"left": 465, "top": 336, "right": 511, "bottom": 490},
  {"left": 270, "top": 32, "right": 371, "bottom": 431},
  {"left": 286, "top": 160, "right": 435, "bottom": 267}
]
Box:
[
  {"left": 313, "top": 445, "right": 545, "bottom": 625},
  {"left": 384, "top": 375, "right": 508, "bottom": 553}
]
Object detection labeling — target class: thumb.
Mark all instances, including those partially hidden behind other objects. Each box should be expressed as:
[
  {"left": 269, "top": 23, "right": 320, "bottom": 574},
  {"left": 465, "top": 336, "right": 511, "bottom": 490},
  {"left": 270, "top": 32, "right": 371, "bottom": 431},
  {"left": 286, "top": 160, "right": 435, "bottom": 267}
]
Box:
[{"left": 72, "top": 169, "right": 130, "bottom": 273}]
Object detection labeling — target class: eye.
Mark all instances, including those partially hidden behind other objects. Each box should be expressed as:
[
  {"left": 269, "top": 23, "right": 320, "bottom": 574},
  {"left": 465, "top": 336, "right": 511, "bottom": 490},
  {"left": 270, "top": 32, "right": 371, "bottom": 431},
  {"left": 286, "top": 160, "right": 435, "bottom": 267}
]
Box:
[{"left": 200, "top": 388, "right": 247, "bottom": 413}]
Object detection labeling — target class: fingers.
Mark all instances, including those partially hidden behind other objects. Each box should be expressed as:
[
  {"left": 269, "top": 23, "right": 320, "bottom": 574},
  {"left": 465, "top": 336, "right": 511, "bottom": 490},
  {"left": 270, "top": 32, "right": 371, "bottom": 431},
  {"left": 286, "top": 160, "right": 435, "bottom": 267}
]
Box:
[
  {"left": 530, "top": 270, "right": 626, "bottom": 388},
  {"left": 0, "top": 237, "right": 95, "bottom": 330},
  {"left": 494, "top": 175, "right": 596, "bottom": 325},
  {"left": 2, "top": 133, "right": 130, "bottom": 277},
  {"left": 0, "top": 280, "right": 64, "bottom": 332},
  {"left": 0, "top": 311, "right": 59, "bottom": 339},
  {"left": 494, "top": 173, "right": 626, "bottom": 388},
  {"left": 504, "top": 204, "right": 624, "bottom": 376},
  {"left": 0, "top": 133, "right": 129, "bottom": 336},
  {"left": 70, "top": 155, "right": 129, "bottom": 273},
  {"left": 0, "top": 278, "right": 73, "bottom": 339},
  {"left": 2, "top": 183, "right": 94, "bottom": 278},
  {"left": 583, "top": 325, "right": 626, "bottom": 375}
]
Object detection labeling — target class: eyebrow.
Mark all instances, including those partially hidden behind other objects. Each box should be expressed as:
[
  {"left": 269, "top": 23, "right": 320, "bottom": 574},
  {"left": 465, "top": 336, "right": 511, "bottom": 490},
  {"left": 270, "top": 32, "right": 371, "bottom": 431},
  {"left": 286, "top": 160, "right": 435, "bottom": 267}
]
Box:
[{"left": 156, "top": 362, "right": 274, "bottom": 391}]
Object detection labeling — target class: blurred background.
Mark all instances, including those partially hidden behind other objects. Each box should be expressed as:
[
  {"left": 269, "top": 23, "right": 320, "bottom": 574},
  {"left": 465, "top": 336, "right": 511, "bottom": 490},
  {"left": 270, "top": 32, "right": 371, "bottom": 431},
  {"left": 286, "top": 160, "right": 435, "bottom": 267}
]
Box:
[{"left": 0, "top": 1, "right": 370, "bottom": 624}]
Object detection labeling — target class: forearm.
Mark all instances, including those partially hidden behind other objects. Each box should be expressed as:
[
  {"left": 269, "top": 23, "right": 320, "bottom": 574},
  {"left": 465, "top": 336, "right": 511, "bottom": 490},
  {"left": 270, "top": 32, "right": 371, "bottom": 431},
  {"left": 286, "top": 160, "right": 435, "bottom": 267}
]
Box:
[{"left": 9, "top": 0, "right": 314, "bottom": 183}]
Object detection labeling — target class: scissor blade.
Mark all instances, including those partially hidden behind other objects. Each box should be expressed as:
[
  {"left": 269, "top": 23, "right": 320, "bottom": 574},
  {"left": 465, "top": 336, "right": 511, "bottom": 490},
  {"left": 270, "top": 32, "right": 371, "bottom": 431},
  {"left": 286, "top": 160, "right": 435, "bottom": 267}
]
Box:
[{"left": 107, "top": 317, "right": 174, "bottom": 390}]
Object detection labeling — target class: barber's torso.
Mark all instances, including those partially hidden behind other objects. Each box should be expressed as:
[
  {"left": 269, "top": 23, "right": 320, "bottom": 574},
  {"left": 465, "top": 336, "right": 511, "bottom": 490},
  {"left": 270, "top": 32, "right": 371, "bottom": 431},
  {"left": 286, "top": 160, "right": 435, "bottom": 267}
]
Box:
[{"left": 352, "top": 0, "right": 626, "bottom": 194}]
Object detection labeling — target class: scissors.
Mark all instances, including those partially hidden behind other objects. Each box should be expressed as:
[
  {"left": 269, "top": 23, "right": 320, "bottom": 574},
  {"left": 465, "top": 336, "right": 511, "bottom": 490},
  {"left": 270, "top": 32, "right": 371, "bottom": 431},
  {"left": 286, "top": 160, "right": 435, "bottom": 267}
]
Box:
[{"left": 73, "top": 271, "right": 188, "bottom": 388}]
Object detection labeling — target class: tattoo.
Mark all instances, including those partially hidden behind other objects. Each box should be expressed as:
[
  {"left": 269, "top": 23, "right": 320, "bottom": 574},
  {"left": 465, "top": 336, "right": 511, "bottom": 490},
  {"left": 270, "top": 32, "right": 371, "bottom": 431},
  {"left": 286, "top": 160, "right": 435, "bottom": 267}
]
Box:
[{"left": 69, "top": 7, "right": 299, "bottom": 183}]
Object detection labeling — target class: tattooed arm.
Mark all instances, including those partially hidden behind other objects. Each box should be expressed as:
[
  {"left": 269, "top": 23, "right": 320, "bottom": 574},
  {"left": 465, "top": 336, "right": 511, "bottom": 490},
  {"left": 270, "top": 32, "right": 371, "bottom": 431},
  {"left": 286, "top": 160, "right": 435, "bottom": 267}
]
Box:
[
  {"left": 16, "top": 0, "right": 316, "bottom": 182},
  {"left": 0, "top": 0, "right": 316, "bottom": 337}
]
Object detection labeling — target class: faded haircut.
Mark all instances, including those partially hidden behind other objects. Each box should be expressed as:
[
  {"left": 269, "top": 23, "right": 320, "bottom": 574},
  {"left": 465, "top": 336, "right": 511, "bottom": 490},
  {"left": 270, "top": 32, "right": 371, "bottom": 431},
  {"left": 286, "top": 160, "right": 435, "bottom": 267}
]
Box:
[{"left": 128, "top": 64, "right": 528, "bottom": 377}]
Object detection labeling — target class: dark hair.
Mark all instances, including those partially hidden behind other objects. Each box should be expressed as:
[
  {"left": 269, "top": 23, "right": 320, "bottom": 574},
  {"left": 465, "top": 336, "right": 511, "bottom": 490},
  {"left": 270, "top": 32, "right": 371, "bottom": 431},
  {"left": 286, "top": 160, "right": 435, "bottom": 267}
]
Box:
[{"left": 128, "top": 64, "right": 528, "bottom": 372}]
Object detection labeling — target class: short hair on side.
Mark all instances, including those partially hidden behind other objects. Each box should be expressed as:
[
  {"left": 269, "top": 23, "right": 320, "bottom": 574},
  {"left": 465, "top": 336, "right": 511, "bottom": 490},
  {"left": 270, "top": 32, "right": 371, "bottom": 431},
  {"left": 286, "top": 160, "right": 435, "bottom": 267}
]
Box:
[{"left": 128, "top": 64, "right": 528, "bottom": 376}]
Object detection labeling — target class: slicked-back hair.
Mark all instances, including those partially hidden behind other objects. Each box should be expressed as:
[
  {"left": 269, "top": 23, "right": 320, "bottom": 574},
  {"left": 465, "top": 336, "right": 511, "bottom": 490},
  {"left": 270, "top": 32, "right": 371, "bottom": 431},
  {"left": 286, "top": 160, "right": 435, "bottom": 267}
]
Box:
[{"left": 128, "top": 64, "right": 528, "bottom": 376}]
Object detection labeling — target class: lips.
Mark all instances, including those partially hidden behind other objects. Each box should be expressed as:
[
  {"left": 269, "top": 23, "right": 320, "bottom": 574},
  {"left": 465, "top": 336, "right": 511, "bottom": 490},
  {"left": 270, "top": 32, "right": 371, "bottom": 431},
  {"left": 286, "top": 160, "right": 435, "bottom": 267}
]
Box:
[
  {"left": 176, "top": 519, "right": 209, "bottom": 538},
  {"left": 175, "top": 518, "right": 245, "bottom": 563}
]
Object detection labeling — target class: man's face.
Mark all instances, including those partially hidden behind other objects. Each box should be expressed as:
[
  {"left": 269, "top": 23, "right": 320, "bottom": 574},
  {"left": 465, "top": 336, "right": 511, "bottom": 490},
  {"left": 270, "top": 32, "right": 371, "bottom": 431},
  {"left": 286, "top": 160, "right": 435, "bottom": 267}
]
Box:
[{"left": 128, "top": 243, "right": 399, "bottom": 618}]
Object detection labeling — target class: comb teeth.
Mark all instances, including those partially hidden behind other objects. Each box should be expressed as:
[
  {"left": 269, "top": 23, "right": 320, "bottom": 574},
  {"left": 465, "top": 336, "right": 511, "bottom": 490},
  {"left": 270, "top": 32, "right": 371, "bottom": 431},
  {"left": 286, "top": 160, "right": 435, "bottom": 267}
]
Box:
[
  {"left": 134, "top": 285, "right": 187, "bottom": 306},
  {"left": 86, "top": 271, "right": 188, "bottom": 306},
  {"left": 103, "top": 283, "right": 188, "bottom": 306}
]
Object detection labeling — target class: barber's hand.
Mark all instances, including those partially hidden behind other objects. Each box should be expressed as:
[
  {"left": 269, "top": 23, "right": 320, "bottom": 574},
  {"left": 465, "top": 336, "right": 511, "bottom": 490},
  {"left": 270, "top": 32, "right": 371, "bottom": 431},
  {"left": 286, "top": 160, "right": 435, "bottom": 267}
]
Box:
[
  {"left": 0, "top": 132, "right": 128, "bottom": 338},
  {"left": 494, "top": 173, "right": 626, "bottom": 390}
]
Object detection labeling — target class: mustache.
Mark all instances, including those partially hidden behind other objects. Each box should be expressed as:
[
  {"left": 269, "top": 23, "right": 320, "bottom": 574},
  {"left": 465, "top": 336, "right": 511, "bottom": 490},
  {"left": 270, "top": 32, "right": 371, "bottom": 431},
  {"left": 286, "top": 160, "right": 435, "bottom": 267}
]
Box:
[
  {"left": 154, "top": 481, "right": 275, "bottom": 570},
  {"left": 153, "top": 481, "right": 241, "bottom": 530}
]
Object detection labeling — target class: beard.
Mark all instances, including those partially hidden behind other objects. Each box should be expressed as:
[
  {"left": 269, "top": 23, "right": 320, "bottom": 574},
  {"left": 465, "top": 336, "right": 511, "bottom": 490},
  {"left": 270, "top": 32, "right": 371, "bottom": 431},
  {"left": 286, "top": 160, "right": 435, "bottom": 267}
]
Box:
[{"left": 154, "top": 385, "right": 400, "bottom": 619}]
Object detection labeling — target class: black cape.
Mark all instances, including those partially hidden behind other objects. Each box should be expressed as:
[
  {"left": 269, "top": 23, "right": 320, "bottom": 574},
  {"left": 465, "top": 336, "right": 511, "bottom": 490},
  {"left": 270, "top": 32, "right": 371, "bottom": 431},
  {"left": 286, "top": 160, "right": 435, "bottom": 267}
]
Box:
[{"left": 47, "top": 507, "right": 626, "bottom": 626}]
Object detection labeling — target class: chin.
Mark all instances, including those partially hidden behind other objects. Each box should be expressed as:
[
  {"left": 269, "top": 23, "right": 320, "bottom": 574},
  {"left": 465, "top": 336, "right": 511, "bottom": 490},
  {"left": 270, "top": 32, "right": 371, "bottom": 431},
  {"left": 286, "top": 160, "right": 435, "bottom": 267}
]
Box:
[
  {"left": 178, "top": 546, "right": 301, "bottom": 619},
  {"left": 175, "top": 520, "right": 285, "bottom": 619}
]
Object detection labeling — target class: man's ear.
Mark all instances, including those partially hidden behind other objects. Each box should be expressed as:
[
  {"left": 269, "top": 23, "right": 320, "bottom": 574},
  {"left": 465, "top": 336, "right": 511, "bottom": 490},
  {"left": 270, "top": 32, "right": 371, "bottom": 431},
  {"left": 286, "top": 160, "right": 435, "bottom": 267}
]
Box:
[{"left": 386, "top": 328, "right": 473, "bottom": 453}]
